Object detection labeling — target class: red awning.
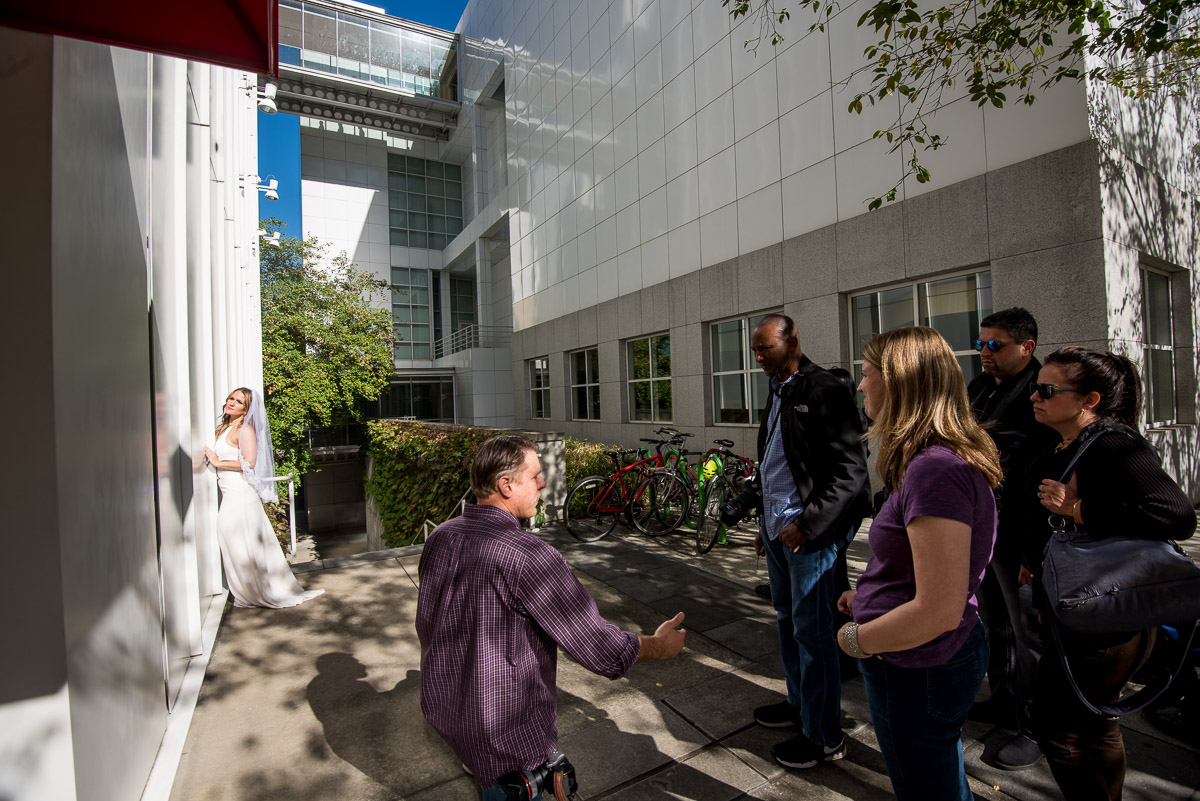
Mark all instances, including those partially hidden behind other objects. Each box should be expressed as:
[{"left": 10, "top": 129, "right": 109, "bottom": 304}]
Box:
[{"left": 0, "top": 0, "right": 278, "bottom": 75}]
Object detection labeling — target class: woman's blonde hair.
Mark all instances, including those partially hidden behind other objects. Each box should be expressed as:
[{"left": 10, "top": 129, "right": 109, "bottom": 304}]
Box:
[
  {"left": 216, "top": 387, "right": 253, "bottom": 437},
  {"left": 863, "top": 326, "right": 1001, "bottom": 490}
]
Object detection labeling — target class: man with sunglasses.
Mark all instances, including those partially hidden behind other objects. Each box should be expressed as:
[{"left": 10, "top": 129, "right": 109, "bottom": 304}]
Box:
[{"left": 966, "top": 308, "right": 1059, "bottom": 771}]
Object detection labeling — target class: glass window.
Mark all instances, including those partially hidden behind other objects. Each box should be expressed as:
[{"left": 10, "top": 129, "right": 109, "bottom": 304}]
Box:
[
  {"left": 627, "top": 334, "right": 672, "bottom": 422},
  {"left": 391, "top": 268, "right": 433, "bottom": 361},
  {"left": 387, "top": 154, "right": 466, "bottom": 252},
  {"left": 450, "top": 277, "right": 475, "bottom": 333},
  {"left": 528, "top": 357, "right": 551, "bottom": 419},
  {"left": 850, "top": 270, "right": 993, "bottom": 386},
  {"left": 570, "top": 348, "right": 601, "bottom": 420},
  {"left": 1142, "top": 267, "right": 1176, "bottom": 426},
  {"left": 377, "top": 376, "right": 454, "bottom": 421},
  {"left": 711, "top": 314, "right": 773, "bottom": 425},
  {"left": 289, "top": 6, "right": 455, "bottom": 98}
]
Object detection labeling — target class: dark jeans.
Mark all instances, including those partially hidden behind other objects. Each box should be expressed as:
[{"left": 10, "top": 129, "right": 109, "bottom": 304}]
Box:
[
  {"left": 860, "top": 621, "right": 988, "bottom": 801},
  {"left": 1033, "top": 626, "right": 1155, "bottom": 801},
  {"left": 764, "top": 533, "right": 843, "bottom": 746}
]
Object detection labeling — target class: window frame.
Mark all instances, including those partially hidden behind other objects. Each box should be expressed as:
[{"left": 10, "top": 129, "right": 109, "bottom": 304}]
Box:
[
  {"left": 1141, "top": 265, "right": 1177, "bottom": 427},
  {"left": 528, "top": 356, "right": 551, "bottom": 420},
  {"left": 569, "top": 347, "right": 601, "bottom": 421},
  {"left": 848, "top": 269, "right": 993, "bottom": 388},
  {"left": 710, "top": 312, "right": 776, "bottom": 426},
  {"left": 626, "top": 333, "right": 673, "bottom": 423},
  {"left": 375, "top": 374, "right": 456, "bottom": 422},
  {"left": 391, "top": 267, "right": 433, "bottom": 361}
]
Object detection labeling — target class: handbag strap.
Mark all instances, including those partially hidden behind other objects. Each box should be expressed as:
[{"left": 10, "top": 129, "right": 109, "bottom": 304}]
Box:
[
  {"left": 1046, "top": 614, "right": 1197, "bottom": 717},
  {"left": 1055, "top": 424, "right": 1137, "bottom": 484}
]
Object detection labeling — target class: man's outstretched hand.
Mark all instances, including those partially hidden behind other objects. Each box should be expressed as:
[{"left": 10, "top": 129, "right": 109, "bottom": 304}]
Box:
[{"left": 637, "top": 612, "right": 687, "bottom": 661}]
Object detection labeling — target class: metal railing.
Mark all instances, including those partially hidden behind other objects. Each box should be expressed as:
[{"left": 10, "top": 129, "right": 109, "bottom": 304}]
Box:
[
  {"left": 417, "top": 488, "right": 472, "bottom": 542},
  {"left": 433, "top": 324, "right": 512, "bottom": 358},
  {"left": 265, "top": 474, "right": 299, "bottom": 557}
]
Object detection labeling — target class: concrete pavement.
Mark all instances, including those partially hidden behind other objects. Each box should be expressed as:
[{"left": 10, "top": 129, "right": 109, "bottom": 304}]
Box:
[{"left": 169, "top": 519, "right": 1200, "bottom": 800}]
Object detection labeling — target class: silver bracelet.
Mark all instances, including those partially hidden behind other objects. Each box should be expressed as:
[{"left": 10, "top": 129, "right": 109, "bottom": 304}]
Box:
[{"left": 842, "top": 622, "right": 870, "bottom": 659}]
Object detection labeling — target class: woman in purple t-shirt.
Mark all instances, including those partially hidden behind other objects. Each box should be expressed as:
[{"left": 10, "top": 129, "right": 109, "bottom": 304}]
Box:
[{"left": 838, "top": 326, "right": 1002, "bottom": 801}]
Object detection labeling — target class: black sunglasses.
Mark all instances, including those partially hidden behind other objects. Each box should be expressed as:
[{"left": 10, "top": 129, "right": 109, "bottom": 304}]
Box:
[
  {"left": 973, "top": 339, "right": 1014, "bottom": 352},
  {"left": 1029, "top": 382, "right": 1086, "bottom": 400}
]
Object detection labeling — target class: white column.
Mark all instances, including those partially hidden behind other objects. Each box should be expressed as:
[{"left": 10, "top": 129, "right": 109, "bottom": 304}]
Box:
[
  {"left": 187, "top": 62, "right": 222, "bottom": 599},
  {"left": 475, "top": 238, "right": 493, "bottom": 330},
  {"left": 473, "top": 107, "right": 489, "bottom": 214}
]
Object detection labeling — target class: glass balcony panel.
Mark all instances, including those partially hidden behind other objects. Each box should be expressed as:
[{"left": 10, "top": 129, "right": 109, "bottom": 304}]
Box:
[
  {"left": 370, "top": 26, "right": 402, "bottom": 71},
  {"left": 303, "top": 9, "right": 337, "bottom": 56},
  {"left": 279, "top": 3, "right": 302, "bottom": 48}
]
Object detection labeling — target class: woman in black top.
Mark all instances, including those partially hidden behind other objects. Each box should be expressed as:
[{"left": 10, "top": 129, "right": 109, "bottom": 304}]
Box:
[{"left": 1015, "top": 347, "right": 1195, "bottom": 800}]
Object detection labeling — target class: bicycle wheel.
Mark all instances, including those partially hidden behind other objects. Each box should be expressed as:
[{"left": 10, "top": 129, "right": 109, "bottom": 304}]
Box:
[
  {"left": 631, "top": 472, "right": 690, "bottom": 536},
  {"left": 696, "top": 476, "right": 730, "bottom": 554},
  {"left": 564, "top": 476, "right": 620, "bottom": 542}
]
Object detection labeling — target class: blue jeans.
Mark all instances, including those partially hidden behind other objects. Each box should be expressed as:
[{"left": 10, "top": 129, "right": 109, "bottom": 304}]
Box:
[
  {"left": 860, "top": 620, "right": 988, "bottom": 801},
  {"left": 764, "top": 533, "right": 842, "bottom": 746}
]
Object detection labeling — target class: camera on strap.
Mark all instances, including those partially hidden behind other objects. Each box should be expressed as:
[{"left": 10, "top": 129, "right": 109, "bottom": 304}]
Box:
[{"left": 496, "top": 750, "right": 577, "bottom": 800}]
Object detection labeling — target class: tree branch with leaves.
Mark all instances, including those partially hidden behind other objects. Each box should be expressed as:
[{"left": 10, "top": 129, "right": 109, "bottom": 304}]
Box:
[
  {"left": 724, "top": 0, "right": 1200, "bottom": 208},
  {"left": 259, "top": 218, "right": 395, "bottom": 478}
]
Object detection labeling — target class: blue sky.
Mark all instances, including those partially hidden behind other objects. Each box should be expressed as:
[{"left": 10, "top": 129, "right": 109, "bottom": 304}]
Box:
[{"left": 257, "top": 0, "right": 469, "bottom": 235}]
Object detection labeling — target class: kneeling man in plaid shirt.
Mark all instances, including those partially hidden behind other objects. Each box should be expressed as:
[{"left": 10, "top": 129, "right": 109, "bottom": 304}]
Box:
[{"left": 417, "top": 435, "right": 687, "bottom": 800}]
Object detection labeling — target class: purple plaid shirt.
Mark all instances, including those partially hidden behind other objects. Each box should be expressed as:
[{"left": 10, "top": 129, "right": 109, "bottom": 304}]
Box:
[{"left": 416, "top": 504, "right": 641, "bottom": 787}]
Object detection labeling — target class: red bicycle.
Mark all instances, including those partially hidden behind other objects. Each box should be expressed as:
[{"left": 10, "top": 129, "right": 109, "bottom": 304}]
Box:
[{"left": 564, "top": 444, "right": 690, "bottom": 541}]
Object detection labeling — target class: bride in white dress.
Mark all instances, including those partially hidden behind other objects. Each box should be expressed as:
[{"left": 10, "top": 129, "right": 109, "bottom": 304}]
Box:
[{"left": 203, "top": 387, "right": 324, "bottom": 609}]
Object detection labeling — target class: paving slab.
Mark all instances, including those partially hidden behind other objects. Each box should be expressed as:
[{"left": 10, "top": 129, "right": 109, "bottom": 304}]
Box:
[
  {"left": 604, "top": 744, "right": 769, "bottom": 800},
  {"left": 662, "top": 665, "right": 786, "bottom": 740},
  {"left": 558, "top": 699, "right": 709, "bottom": 798},
  {"left": 170, "top": 518, "right": 1200, "bottom": 801}
]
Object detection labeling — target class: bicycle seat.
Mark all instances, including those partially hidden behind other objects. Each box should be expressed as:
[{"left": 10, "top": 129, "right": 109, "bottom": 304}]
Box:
[
  {"left": 639, "top": 438, "right": 664, "bottom": 445},
  {"left": 714, "top": 439, "right": 735, "bottom": 448}
]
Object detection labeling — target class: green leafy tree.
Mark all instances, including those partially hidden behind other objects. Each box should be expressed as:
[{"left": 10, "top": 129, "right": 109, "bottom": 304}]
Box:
[
  {"left": 724, "top": 0, "right": 1200, "bottom": 208},
  {"left": 260, "top": 218, "right": 394, "bottom": 478}
]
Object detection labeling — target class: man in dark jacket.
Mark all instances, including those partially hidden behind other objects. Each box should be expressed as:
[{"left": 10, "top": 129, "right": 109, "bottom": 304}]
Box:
[
  {"left": 966, "top": 307, "right": 1057, "bottom": 770},
  {"left": 748, "top": 314, "right": 870, "bottom": 770}
]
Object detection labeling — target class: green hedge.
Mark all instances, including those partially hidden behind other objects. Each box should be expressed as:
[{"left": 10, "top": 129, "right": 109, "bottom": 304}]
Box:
[
  {"left": 563, "top": 437, "right": 620, "bottom": 491},
  {"left": 365, "top": 421, "right": 501, "bottom": 548},
  {"left": 364, "top": 422, "right": 620, "bottom": 548}
]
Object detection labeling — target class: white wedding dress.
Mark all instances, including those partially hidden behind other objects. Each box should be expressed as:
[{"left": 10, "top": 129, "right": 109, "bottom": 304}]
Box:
[{"left": 215, "top": 427, "right": 324, "bottom": 608}]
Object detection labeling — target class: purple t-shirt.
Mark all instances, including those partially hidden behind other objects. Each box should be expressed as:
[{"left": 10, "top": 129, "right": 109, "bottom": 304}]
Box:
[{"left": 853, "top": 445, "right": 997, "bottom": 668}]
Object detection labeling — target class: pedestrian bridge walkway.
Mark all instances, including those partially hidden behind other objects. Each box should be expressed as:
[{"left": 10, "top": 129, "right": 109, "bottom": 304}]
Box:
[{"left": 168, "top": 520, "right": 1200, "bottom": 800}]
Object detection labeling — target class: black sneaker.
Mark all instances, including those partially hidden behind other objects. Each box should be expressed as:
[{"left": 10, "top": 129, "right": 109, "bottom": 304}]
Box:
[
  {"left": 994, "top": 733, "right": 1041, "bottom": 771},
  {"left": 754, "top": 701, "right": 801, "bottom": 728},
  {"left": 772, "top": 732, "right": 846, "bottom": 769}
]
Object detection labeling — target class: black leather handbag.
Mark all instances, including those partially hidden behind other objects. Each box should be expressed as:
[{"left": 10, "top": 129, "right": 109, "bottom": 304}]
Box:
[{"left": 1040, "top": 428, "right": 1200, "bottom": 716}]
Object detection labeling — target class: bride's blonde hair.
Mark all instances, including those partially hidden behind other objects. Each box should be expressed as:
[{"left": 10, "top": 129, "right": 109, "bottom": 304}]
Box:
[{"left": 863, "top": 326, "right": 1001, "bottom": 490}]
